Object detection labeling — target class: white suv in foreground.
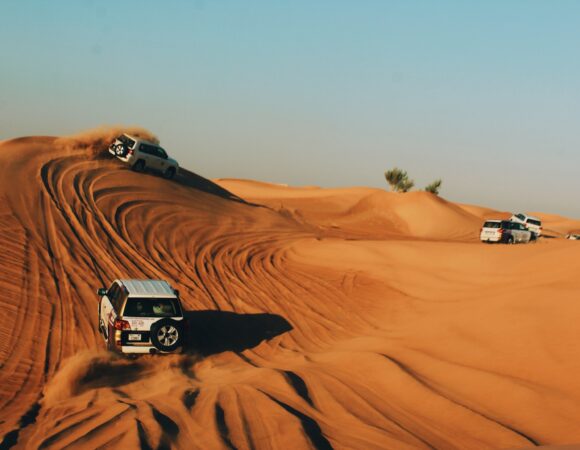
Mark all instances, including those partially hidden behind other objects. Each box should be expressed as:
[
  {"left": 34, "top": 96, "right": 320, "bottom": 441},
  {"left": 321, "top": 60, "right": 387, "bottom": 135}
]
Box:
[
  {"left": 109, "top": 134, "right": 179, "bottom": 179},
  {"left": 97, "top": 279, "right": 185, "bottom": 354},
  {"left": 510, "top": 213, "right": 542, "bottom": 238}
]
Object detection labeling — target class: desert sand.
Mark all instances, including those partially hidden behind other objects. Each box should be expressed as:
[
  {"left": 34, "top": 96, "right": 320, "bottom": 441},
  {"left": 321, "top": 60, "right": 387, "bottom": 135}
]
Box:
[{"left": 1, "top": 128, "right": 580, "bottom": 449}]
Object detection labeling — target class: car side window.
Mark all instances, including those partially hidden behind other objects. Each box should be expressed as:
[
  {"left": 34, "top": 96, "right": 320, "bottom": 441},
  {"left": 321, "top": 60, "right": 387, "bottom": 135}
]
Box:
[
  {"left": 157, "top": 147, "right": 168, "bottom": 159},
  {"left": 139, "top": 144, "right": 152, "bottom": 155}
]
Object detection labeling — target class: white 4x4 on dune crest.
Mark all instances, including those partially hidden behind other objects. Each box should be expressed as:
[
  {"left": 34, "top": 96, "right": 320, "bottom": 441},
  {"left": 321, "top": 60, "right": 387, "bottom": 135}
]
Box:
[
  {"left": 97, "top": 279, "right": 185, "bottom": 354},
  {"left": 109, "top": 133, "right": 179, "bottom": 180}
]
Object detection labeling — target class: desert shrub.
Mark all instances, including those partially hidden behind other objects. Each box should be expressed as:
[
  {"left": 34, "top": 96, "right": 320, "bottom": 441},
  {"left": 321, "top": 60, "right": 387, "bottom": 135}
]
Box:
[
  {"left": 425, "top": 179, "right": 442, "bottom": 195},
  {"left": 384, "top": 168, "right": 414, "bottom": 192}
]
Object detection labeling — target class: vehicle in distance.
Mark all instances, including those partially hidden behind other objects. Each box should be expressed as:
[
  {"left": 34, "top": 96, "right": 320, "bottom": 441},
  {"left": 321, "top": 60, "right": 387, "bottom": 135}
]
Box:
[
  {"left": 566, "top": 234, "right": 580, "bottom": 240},
  {"left": 480, "top": 220, "right": 532, "bottom": 244},
  {"left": 109, "top": 133, "right": 179, "bottom": 179},
  {"left": 510, "top": 213, "right": 542, "bottom": 238},
  {"left": 97, "top": 279, "right": 185, "bottom": 354}
]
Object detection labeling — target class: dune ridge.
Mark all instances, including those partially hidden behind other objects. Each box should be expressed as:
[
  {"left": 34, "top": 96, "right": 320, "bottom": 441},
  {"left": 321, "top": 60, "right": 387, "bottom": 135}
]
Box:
[{"left": 1, "top": 129, "right": 580, "bottom": 449}]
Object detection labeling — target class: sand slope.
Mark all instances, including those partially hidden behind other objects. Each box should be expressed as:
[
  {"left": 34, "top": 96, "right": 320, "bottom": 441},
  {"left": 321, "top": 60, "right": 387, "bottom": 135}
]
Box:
[{"left": 1, "top": 130, "right": 580, "bottom": 449}]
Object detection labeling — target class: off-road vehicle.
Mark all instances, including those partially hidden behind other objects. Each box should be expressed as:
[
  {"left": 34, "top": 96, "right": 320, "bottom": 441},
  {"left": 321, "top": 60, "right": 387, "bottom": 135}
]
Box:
[
  {"left": 97, "top": 279, "right": 185, "bottom": 354},
  {"left": 109, "top": 133, "right": 179, "bottom": 179}
]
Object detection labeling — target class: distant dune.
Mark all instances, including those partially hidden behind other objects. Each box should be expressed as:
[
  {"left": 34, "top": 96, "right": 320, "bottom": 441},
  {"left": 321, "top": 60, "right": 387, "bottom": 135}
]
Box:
[{"left": 2, "top": 129, "right": 580, "bottom": 449}]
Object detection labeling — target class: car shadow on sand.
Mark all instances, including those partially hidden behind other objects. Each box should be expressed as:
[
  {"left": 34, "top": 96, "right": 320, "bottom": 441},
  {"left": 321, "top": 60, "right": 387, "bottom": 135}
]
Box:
[
  {"left": 175, "top": 168, "right": 260, "bottom": 206},
  {"left": 182, "top": 310, "right": 293, "bottom": 356}
]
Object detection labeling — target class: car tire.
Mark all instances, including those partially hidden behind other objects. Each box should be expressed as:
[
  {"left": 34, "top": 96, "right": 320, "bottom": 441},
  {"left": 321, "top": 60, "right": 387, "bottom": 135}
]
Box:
[
  {"left": 163, "top": 167, "right": 176, "bottom": 180},
  {"left": 114, "top": 144, "right": 127, "bottom": 157},
  {"left": 507, "top": 236, "right": 514, "bottom": 245},
  {"left": 150, "top": 319, "right": 183, "bottom": 352},
  {"left": 132, "top": 160, "right": 146, "bottom": 172}
]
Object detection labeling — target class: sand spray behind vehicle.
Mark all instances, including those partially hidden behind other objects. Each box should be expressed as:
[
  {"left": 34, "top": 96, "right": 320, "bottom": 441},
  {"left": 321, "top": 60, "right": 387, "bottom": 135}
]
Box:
[
  {"left": 54, "top": 126, "right": 159, "bottom": 159},
  {"left": 41, "top": 351, "right": 199, "bottom": 409}
]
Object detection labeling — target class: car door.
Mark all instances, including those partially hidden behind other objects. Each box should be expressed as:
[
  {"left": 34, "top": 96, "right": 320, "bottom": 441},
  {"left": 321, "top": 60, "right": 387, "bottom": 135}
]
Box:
[
  {"left": 138, "top": 144, "right": 157, "bottom": 170},
  {"left": 511, "top": 223, "right": 521, "bottom": 242},
  {"left": 509, "top": 222, "right": 521, "bottom": 242},
  {"left": 520, "top": 223, "right": 531, "bottom": 242},
  {"left": 100, "top": 282, "right": 120, "bottom": 339},
  {"left": 517, "top": 223, "right": 527, "bottom": 242},
  {"left": 153, "top": 146, "right": 169, "bottom": 172}
]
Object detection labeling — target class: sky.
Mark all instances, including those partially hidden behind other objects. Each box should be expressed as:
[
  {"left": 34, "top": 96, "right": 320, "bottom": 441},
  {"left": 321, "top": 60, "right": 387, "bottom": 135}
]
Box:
[{"left": 1, "top": 0, "right": 580, "bottom": 217}]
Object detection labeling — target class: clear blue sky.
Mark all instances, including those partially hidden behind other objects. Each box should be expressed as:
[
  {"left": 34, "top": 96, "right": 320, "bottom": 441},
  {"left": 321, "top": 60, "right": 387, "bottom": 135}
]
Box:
[{"left": 2, "top": 1, "right": 580, "bottom": 217}]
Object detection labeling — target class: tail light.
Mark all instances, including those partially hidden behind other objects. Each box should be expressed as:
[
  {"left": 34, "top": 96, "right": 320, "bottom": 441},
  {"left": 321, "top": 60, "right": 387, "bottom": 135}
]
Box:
[
  {"left": 128, "top": 149, "right": 134, "bottom": 155},
  {"left": 113, "top": 319, "right": 131, "bottom": 330}
]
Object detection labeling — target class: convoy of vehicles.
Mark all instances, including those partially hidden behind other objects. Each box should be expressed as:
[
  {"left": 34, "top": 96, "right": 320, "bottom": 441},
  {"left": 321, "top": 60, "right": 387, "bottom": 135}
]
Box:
[
  {"left": 97, "top": 279, "right": 185, "bottom": 355},
  {"left": 479, "top": 212, "right": 547, "bottom": 244},
  {"left": 109, "top": 133, "right": 179, "bottom": 179},
  {"left": 480, "top": 220, "right": 532, "bottom": 244},
  {"left": 99, "top": 136, "right": 570, "bottom": 359}
]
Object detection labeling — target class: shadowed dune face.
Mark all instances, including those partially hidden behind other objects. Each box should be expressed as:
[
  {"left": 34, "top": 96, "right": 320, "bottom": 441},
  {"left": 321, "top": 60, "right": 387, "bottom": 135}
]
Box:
[{"left": 2, "top": 130, "right": 580, "bottom": 449}]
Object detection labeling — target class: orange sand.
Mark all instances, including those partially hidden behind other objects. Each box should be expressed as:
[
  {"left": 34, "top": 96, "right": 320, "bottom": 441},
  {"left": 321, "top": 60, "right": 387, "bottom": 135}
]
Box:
[{"left": 1, "top": 129, "right": 580, "bottom": 449}]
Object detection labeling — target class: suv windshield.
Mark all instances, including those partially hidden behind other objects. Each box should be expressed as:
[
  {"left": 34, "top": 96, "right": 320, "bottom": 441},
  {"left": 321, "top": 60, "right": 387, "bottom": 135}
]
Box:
[{"left": 123, "top": 297, "right": 181, "bottom": 317}]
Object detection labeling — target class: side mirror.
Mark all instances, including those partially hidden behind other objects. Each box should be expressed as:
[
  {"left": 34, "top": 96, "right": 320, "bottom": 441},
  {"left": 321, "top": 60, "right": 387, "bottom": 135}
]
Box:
[{"left": 97, "top": 288, "right": 107, "bottom": 296}]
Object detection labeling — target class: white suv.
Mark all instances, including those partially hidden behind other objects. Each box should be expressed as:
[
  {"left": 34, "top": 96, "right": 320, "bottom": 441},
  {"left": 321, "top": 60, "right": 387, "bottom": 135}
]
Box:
[
  {"left": 510, "top": 213, "right": 542, "bottom": 238},
  {"left": 97, "top": 279, "right": 185, "bottom": 354},
  {"left": 109, "top": 134, "right": 179, "bottom": 179}
]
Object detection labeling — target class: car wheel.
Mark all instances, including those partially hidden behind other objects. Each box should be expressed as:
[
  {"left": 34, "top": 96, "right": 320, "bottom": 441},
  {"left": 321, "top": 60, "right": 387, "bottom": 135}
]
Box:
[
  {"left": 150, "top": 319, "right": 183, "bottom": 352},
  {"left": 114, "top": 144, "right": 127, "bottom": 157},
  {"left": 163, "top": 167, "right": 176, "bottom": 180},
  {"left": 132, "top": 160, "right": 146, "bottom": 172},
  {"left": 507, "top": 236, "right": 514, "bottom": 245}
]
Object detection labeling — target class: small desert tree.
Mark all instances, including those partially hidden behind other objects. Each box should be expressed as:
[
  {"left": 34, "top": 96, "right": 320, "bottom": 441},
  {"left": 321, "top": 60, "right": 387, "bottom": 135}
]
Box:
[
  {"left": 398, "top": 178, "right": 415, "bottom": 192},
  {"left": 425, "top": 179, "right": 442, "bottom": 195},
  {"left": 384, "top": 168, "right": 414, "bottom": 192}
]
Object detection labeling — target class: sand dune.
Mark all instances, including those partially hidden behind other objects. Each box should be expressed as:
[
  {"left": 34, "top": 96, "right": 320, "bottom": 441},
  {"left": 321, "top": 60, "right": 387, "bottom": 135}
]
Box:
[{"left": 1, "top": 129, "right": 580, "bottom": 449}]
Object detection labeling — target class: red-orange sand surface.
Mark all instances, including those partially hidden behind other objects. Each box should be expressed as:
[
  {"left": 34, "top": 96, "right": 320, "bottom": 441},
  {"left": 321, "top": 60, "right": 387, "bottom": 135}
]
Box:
[{"left": 1, "top": 128, "right": 580, "bottom": 449}]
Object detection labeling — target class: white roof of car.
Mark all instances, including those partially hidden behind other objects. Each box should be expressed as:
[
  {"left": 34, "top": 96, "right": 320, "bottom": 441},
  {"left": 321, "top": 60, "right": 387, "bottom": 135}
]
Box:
[
  {"left": 118, "top": 279, "right": 176, "bottom": 297},
  {"left": 513, "top": 213, "right": 541, "bottom": 221}
]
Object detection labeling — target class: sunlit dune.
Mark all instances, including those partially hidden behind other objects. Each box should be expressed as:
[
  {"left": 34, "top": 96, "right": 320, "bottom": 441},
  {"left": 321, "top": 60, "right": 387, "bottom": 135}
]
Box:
[{"left": 2, "top": 129, "right": 580, "bottom": 449}]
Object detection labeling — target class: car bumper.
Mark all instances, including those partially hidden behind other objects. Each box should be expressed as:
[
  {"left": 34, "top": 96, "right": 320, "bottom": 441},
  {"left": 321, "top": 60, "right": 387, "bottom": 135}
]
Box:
[
  {"left": 121, "top": 345, "right": 156, "bottom": 354},
  {"left": 108, "top": 148, "right": 135, "bottom": 163}
]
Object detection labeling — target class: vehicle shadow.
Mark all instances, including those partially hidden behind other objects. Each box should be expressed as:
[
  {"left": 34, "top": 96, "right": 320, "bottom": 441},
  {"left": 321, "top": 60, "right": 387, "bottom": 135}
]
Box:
[
  {"left": 175, "top": 168, "right": 260, "bottom": 206},
  {"left": 182, "top": 310, "right": 293, "bottom": 356}
]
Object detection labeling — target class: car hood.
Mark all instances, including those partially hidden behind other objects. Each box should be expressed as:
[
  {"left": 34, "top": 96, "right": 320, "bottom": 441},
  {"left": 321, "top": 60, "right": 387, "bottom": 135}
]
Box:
[{"left": 167, "top": 157, "right": 179, "bottom": 167}]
